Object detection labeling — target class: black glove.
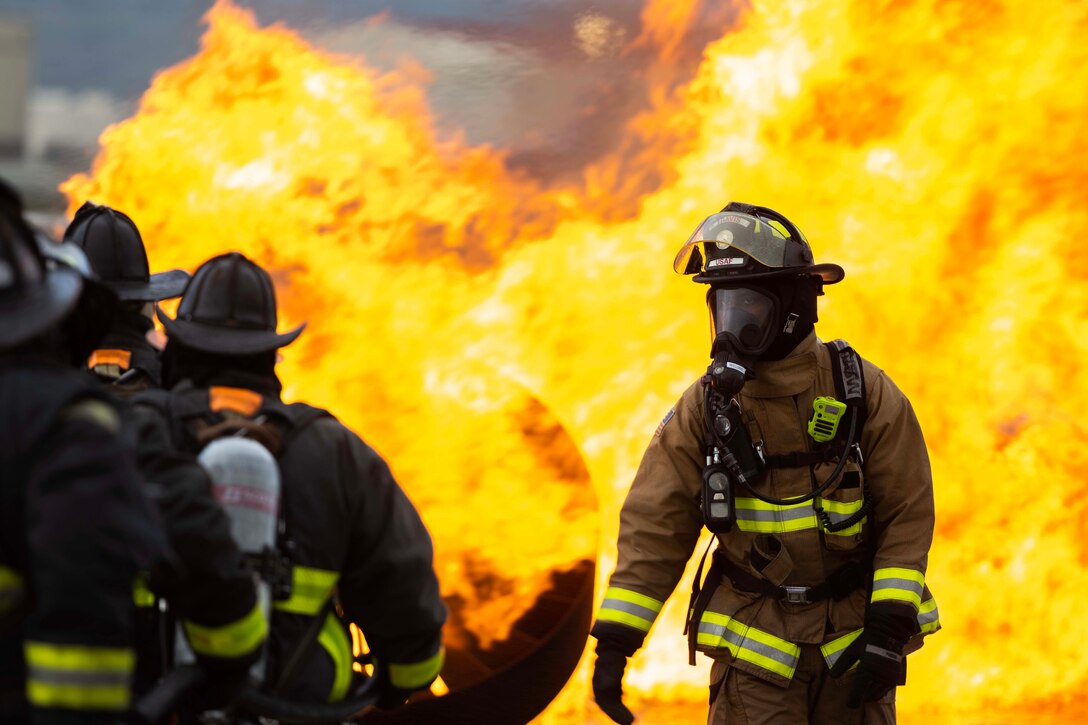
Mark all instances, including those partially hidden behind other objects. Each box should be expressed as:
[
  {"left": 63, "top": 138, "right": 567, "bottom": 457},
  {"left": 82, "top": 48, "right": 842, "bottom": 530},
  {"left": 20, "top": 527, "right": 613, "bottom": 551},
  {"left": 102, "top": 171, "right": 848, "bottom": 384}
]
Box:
[
  {"left": 829, "top": 602, "right": 916, "bottom": 707},
  {"left": 592, "top": 642, "right": 635, "bottom": 725}
]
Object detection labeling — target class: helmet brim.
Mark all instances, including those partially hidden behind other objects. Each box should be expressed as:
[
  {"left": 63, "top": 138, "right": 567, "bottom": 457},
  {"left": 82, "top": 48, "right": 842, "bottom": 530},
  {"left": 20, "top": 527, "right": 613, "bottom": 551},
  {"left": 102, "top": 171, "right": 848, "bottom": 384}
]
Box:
[
  {"left": 694, "top": 262, "right": 845, "bottom": 286},
  {"left": 110, "top": 269, "right": 191, "bottom": 301},
  {"left": 157, "top": 305, "right": 305, "bottom": 354}
]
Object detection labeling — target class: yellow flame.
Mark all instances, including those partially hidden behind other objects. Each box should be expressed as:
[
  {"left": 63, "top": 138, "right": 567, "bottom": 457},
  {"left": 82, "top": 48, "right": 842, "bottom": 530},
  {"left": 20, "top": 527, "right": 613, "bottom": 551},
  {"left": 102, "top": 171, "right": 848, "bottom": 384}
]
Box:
[{"left": 64, "top": 0, "right": 1088, "bottom": 721}]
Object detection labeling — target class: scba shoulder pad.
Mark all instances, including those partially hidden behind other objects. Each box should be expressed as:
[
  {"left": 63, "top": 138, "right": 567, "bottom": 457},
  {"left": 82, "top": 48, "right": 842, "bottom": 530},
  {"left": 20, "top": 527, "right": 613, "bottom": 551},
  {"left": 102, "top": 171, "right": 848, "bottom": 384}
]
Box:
[
  {"left": 826, "top": 339, "right": 867, "bottom": 439},
  {"left": 827, "top": 339, "right": 864, "bottom": 405}
]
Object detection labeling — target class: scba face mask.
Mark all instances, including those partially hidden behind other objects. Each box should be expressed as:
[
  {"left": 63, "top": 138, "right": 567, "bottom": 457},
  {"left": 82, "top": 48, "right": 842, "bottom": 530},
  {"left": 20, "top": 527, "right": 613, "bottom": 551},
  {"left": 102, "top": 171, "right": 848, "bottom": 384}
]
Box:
[
  {"left": 703, "top": 285, "right": 780, "bottom": 398},
  {"left": 707, "top": 286, "right": 780, "bottom": 358}
]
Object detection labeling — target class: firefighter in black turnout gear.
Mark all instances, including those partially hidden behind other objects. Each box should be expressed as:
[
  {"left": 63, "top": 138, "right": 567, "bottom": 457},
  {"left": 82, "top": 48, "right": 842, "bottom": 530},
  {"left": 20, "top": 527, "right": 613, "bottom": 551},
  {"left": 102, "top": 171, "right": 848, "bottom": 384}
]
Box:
[
  {"left": 65, "top": 201, "right": 190, "bottom": 393},
  {"left": 138, "top": 251, "right": 447, "bottom": 707},
  {"left": 0, "top": 202, "right": 166, "bottom": 723},
  {"left": 59, "top": 203, "right": 266, "bottom": 707}
]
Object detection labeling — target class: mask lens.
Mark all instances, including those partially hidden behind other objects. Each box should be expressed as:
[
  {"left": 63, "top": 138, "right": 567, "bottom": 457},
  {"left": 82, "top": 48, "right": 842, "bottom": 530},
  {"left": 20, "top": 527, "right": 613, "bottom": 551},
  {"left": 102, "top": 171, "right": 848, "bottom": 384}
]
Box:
[{"left": 710, "top": 287, "right": 776, "bottom": 352}]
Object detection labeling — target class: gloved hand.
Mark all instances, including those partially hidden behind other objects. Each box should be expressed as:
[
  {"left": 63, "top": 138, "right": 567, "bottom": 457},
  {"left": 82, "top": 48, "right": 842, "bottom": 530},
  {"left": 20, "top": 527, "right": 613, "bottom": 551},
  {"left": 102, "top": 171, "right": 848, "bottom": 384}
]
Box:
[
  {"left": 829, "top": 602, "right": 916, "bottom": 707},
  {"left": 592, "top": 642, "right": 635, "bottom": 725}
]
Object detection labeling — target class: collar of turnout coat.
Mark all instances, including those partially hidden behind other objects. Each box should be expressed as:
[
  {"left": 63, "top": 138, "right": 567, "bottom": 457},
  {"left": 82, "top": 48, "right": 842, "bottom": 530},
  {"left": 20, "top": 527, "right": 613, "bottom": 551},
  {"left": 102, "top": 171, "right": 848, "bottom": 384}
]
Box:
[{"left": 740, "top": 332, "right": 820, "bottom": 398}]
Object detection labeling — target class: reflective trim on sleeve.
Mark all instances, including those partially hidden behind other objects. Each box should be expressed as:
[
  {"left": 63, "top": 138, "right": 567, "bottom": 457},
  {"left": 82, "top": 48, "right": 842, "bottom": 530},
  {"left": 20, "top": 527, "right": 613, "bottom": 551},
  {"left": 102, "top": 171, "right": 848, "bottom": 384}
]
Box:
[
  {"left": 0, "top": 565, "right": 25, "bottom": 616},
  {"left": 820, "top": 628, "right": 863, "bottom": 671},
  {"left": 274, "top": 566, "right": 340, "bottom": 616},
  {"left": 182, "top": 601, "right": 267, "bottom": 659},
  {"left": 917, "top": 595, "right": 941, "bottom": 634},
  {"left": 132, "top": 575, "right": 155, "bottom": 608},
  {"left": 388, "top": 646, "right": 446, "bottom": 690},
  {"left": 317, "top": 613, "right": 353, "bottom": 702},
  {"left": 24, "top": 641, "right": 134, "bottom": 711},
  {"left": 871, "top": 567, "right": 925, "bottom": 609},
  {"left": 595, "top": 587, "right": 665, "bottom": 633},
  {"left": 696, "top": 612, "right": 800, "bottom": 681}
]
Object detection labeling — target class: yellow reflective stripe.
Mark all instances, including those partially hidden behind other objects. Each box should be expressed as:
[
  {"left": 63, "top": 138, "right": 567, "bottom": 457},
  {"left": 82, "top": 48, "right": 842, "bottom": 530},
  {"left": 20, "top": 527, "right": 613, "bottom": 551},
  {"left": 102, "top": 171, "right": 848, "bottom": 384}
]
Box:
[
  {"left": 274, "top": 566, "right": 340, "bottom": 615},
  {"left": 696, "top": 612, "right": 799, "bottom": 680},
  {"left": 871, "top": 567, "right": 925, "bottom": 609},
  {"left": 388, "top": 647, "right": 445, "bottom": 690},
  {"left": 24, "top": 641, "right": 134, "bottom": 671},
  {"left": 26, "top": 681, "right": 130, "bottom": 711},
  {"left": 132, "top": 575, "right": 155, "bottom": 608},
  {"left": 603, "top": 587, "right": 664, "bottom": 613},
  {"left": 317, "top": 613, "right": 353, "bottom": 702},
  {"left": 917, "top": 596, "right": 941, "bottom": 634},
  {"left": 734, "top": 496, "right": 866, "bottom": 536},
  {"left": 596, "top": 587, "right": 664, "bottom": 633},
  {"left": 734, "top": 498, "right": 815, "bottom": 535},
  {"left": 596, "top": 608, "right": 654, "bottom": 632},
  {"left": 0, "top": 565, "right": 25, "bottom": 615},
  {"left": 820, "top": 628, "right": 863, "bottom": 671},
  {"left": 819, "top": 498, "right": 866, "bottom": 536},
  {"left": 820, "top": 498, "right": 862, "bottom": 514},
  {"left": 183, "top": 601, "right": 267, "bottom": 658},
  {"left": 24, "top": 641, "right": 134, "bottom": 711}
]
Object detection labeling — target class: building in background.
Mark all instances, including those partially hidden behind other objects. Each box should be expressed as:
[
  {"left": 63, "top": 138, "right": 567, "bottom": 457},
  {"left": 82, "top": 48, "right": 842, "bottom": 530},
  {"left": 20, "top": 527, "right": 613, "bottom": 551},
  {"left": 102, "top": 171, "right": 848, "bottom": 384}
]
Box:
[{"left": 0, "top": 18, "right": 30, "bottom": 158}]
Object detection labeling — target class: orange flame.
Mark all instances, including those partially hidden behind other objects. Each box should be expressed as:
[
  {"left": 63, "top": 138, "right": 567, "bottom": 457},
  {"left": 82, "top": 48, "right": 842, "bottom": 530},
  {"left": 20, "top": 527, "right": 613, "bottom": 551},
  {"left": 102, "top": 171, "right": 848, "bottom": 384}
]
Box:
[{"left": 64, "top": 0, "right": 1088, "bottom": 721}]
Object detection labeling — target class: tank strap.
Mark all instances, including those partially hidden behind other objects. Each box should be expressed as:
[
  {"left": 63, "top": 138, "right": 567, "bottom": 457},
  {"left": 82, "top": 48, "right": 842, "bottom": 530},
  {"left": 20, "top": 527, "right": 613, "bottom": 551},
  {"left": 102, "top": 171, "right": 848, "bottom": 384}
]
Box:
[{"left": 686, "top": 541, "right": 724, "bottom": 666}]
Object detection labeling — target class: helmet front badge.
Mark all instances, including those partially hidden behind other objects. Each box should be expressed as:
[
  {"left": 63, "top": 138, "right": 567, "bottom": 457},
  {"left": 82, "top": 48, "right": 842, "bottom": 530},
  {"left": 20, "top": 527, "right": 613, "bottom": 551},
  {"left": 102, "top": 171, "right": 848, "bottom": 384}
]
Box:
[{"left": 714, "top": 229, "right": 734, "bottom": 248}]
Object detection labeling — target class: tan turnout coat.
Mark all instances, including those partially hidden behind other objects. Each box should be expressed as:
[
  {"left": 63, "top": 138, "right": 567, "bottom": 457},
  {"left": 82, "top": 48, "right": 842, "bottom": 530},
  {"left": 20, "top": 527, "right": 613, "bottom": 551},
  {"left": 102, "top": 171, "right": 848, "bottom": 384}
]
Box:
[{"left": 596, "top": 332, "right": 939, "bottom": 687}]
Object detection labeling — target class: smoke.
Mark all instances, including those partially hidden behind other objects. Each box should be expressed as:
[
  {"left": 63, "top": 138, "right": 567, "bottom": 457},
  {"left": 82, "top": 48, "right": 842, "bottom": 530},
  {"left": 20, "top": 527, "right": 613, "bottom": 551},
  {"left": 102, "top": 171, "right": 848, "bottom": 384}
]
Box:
[{"left": 299, "top": 2, "right": 741, "bottom": 187}]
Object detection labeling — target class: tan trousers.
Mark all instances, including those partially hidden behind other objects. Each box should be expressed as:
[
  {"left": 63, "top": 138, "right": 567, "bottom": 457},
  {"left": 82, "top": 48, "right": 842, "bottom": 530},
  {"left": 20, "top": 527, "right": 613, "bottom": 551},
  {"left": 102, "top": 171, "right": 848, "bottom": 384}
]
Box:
[{"left": 707, "top": 646, "right": 896, "bottom": 725}]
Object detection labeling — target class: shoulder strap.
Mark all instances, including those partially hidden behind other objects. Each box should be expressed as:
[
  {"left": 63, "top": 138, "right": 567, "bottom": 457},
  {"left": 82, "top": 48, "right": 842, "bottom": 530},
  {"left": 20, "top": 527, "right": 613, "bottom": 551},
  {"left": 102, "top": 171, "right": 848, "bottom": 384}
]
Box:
[
  {"left": 259, "top": 400, "right": 333, "bottom": 453},
  {"left": 826, "top": 339, "right": 867, "bottom": 441}
]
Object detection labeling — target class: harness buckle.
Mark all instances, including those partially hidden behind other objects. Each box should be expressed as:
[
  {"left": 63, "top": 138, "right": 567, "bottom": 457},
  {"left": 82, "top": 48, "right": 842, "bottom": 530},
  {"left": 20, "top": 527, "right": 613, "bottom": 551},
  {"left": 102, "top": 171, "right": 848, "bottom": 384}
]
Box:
[
  {"left": 850, "top": 442, "right": 864, "bottom": 466},
  {"left": 782, "top": 586, "right": 811, "bottom": 604}
]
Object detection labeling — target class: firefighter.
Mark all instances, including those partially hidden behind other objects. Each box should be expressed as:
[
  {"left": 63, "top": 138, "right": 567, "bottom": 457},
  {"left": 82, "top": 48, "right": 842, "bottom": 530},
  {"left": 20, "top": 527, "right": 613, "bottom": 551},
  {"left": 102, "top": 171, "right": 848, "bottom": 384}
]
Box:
[
  {"left": 53, "top": 203, "right": 267, "bottom": 705},
  {"left": 0, "top": 201, "right": 165, "bottom": 723},
  {"left": 139, "top": 251, "right": 447, "bottom": 708},
  {"left": 64, "top": 201, "right": 190, "bottom": 393},
  {"left": 590, "top": 203, "right": 940, "bottom": 724}
]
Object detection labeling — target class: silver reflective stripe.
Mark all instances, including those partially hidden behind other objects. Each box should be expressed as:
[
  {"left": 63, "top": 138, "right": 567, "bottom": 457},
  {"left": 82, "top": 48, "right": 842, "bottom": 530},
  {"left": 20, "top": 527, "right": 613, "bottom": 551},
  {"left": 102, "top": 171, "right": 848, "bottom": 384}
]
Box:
[
  {"left": 600, "top": 596, "right": 659, "bottom": 624},
  {"left": 825, "top": 509, "right": 862, "bottom": 526},
  {"left": 918, "top": 600, "right": 940, "bottom": 631},
  {"left": 698, "top": 621, "right": 797, "bottom": 670},
  {"left": 735, "top": 506, "right": 812, "bottom": 523},
  {"left": 872, "top": 576, "right": 924, "bottom": 598},
  {"left": 26, "top": 666, "right": 130, "bottom": 688}
]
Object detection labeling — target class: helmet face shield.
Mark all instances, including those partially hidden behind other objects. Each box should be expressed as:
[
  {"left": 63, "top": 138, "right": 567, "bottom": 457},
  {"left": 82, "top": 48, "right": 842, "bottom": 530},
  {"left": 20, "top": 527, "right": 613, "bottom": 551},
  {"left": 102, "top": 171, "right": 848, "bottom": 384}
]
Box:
[
  {"left": 708, "top": 286, "right": 779, "bottom": 355},
  {"left": 673, "top": 205, "right": 845, "bottom": 285},
  {"left": 674, "top": 212, "right": 789, "bottom": 275}
]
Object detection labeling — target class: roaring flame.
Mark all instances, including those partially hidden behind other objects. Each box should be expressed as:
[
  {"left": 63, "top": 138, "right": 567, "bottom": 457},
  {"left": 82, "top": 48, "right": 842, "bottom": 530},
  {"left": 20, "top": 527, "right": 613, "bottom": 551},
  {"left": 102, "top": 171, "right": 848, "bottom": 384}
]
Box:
[{"left": 64, "top": 0, "right": 1088, "bottom": 721}]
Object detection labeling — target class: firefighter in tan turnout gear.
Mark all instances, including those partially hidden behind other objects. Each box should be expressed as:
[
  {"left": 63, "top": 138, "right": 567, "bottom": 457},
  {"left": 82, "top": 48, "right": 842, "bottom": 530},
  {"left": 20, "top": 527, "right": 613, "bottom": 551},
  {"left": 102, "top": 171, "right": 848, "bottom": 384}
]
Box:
[{"left": 590, "top": 202, "right": 940, "bottom": 724}]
